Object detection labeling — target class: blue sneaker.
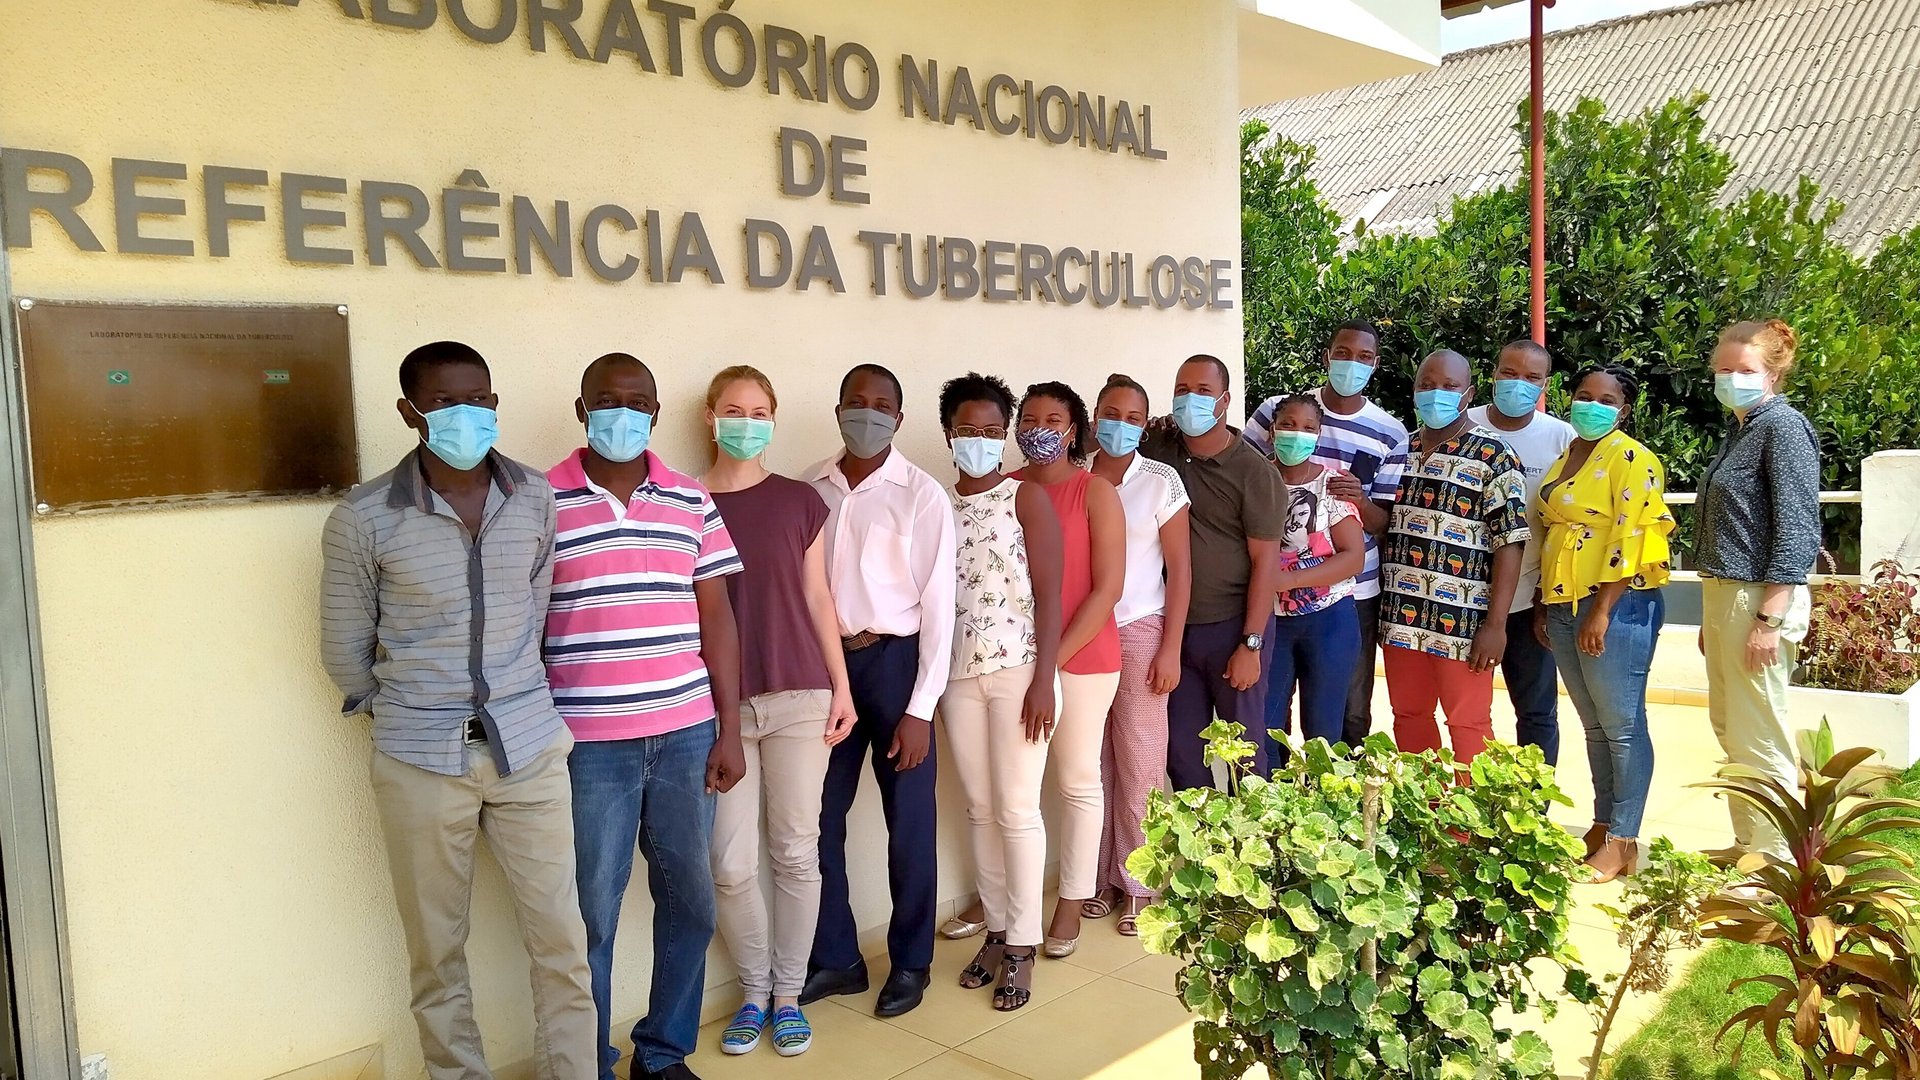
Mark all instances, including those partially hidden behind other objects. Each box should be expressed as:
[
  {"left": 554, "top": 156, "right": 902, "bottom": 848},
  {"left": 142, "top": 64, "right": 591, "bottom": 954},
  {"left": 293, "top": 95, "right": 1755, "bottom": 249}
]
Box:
[
  {"left": 770, "top": 1005, "right": 813, "bottom": 1057},
  {"left": 721, "top": 1002, "right": 766, "bottom": 1055}
]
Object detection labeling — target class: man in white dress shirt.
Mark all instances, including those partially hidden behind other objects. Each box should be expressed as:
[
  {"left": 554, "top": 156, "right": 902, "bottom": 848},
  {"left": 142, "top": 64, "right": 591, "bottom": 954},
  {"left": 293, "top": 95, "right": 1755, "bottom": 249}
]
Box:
[{"left": 798, "top": 363, "right": 958, "bottom": 1019}]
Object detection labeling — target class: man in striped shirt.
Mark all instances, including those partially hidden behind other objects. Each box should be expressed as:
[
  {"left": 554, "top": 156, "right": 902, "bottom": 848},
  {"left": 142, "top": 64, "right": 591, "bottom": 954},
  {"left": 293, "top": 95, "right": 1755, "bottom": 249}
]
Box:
[
  {"left": 321, "top": 341, "right": 596, "bottom": 1080},
  {"left": 544, "top": 353, "right": 744, "bottom": 1080},
  {"left": 1243, "top": 319, "right": 1410, "bottom": 744}
]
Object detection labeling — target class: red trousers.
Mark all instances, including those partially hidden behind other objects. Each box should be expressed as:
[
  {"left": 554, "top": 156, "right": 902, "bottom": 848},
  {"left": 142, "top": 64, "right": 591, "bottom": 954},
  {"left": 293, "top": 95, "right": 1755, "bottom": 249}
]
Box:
[{"left": 1383, "top": 644, "right": 1494, "bottom": 764}]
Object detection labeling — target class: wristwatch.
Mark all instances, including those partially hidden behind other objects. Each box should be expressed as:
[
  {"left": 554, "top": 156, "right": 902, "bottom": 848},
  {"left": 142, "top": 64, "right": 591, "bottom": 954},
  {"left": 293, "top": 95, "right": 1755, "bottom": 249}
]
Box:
[
  {"left": 1242, "top": 633, "right": 1265, "bottom": 651},
  {"left": 1754, "top": 611, "right": 1785, "bottom": 629}
]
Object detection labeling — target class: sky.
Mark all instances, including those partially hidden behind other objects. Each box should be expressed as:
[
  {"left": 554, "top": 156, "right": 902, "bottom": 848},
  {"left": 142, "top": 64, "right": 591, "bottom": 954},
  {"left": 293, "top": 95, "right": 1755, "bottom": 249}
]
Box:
[{"left": 1440, "top": 0, "right": 1700, "bottom": 52}]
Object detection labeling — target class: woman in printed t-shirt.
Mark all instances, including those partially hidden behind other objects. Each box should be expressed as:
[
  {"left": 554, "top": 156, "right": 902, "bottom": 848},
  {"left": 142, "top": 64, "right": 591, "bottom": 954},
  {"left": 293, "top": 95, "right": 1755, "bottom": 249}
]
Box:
[
  {"left": 700, "top": 366, "right": 857, "bottom": 1059},
  {"left": 1262, "top": 394, "right": 1366, "bottom": 759}
]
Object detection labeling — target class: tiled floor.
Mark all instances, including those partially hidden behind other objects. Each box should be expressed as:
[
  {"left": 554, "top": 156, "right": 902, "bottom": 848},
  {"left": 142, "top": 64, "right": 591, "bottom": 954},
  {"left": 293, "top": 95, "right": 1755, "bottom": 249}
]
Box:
[{"left": 680, "top": 681, "right": 1735, "bottom": 1080}]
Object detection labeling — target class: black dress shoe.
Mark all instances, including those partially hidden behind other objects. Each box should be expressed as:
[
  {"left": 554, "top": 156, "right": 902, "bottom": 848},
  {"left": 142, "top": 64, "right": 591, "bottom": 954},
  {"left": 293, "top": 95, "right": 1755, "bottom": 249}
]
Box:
[
  {"left": 875, "top": 966, "right": 932, "bottom": 1017},
  {"left": 799, "top": 961, "right": 869, "bottom": 1005},
  {"left": 634, "top": 1062, "right": 702, "bottom": 1080}
]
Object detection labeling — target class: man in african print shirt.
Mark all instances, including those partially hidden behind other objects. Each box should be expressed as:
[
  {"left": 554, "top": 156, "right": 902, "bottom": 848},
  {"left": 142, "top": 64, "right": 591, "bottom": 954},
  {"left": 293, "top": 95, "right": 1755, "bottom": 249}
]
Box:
[{"left": 1379, "top": 350, "right": 1530, "bottom": 765}]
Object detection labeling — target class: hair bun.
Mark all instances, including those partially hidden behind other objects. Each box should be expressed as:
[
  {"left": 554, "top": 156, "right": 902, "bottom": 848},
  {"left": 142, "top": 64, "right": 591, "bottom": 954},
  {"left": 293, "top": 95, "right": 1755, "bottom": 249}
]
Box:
[{"left": 1765, "top": 318, "right": 1799, "bottom": 354}]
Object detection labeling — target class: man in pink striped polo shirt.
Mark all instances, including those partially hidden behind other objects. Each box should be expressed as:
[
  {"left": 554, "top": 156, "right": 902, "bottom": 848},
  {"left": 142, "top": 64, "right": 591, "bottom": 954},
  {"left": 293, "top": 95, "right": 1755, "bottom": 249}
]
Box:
[{"left": 544, "top": 352, "right": 743, "bottom": 1080}]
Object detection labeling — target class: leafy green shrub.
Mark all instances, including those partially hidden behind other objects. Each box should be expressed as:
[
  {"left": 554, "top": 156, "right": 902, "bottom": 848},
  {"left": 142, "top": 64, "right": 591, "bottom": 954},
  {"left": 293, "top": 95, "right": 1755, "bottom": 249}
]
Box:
[{"left": 1128, "top": 722, "right": 1596, "bottom": 1080}]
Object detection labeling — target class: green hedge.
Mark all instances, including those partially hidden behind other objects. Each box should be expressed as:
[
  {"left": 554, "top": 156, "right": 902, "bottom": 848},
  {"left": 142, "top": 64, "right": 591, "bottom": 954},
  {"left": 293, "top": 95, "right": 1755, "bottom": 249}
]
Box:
[{"left": 1243, "top": 94, "right": 1920, "bottom": 561}]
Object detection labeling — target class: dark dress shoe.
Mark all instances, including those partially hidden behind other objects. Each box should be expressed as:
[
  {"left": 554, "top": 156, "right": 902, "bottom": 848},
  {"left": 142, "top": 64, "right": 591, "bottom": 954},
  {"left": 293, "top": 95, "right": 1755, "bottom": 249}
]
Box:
[
  {"left": 875, "top": 966, "right": 932, "bottom": 1017},
  {"left": 799, "top": 961, "right": 870, "bottom": 1005},
  {"left": 634, "top": 1063, "right": 702, "bottom": 1080}
]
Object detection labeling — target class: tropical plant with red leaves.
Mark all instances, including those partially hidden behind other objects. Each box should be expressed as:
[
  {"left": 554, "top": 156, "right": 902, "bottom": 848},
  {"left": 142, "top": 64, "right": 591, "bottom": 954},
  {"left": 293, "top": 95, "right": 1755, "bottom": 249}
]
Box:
[
  {"left": 1697, "top": 722, "right": 1920, "bottom": 1079},
  {"left": 1800, "top": 560, "right": 1920, "bottom": 696}
]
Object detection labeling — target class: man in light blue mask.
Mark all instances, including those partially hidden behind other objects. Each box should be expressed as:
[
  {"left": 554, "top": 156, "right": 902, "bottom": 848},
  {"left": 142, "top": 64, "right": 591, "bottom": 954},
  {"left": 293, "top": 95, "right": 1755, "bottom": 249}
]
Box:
[
  {"left": 1378, "top": 349, "right": 1530, "bottom": 769},
  {"left": 1242, "top": 319, "right": 1410, "bottom": 746},
  {"left": 545, "top": 352, "right": 748, "bottom": 1080},
  {"left": 1464, "top": 340, "right": 1574, "bottom": 764},
  {"left": 321, "top": 341, "right": 598, "bottom": 1080},
  {"left": 1141, "top": 355, "right": 1287, "bottom": 787}
]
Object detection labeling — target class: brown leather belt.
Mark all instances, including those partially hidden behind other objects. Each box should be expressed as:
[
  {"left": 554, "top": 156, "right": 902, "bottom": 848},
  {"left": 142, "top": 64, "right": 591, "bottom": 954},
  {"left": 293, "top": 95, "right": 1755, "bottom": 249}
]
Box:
[{"left": 841, "top": 630, "right": 886, "bottom": 652}]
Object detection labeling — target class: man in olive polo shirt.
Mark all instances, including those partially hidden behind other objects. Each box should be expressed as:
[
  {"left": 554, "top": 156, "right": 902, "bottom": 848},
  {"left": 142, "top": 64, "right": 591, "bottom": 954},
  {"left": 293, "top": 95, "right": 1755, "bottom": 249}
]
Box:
[{"left": 1141, "top": 354, "right": 1287, "bottom": 787}]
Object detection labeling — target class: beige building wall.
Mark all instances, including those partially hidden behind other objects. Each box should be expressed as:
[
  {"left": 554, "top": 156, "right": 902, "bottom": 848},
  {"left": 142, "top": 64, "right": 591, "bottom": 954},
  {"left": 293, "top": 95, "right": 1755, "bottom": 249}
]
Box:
[{"left": 0, "top": 2, "right": 1242, "bottom": 1078}]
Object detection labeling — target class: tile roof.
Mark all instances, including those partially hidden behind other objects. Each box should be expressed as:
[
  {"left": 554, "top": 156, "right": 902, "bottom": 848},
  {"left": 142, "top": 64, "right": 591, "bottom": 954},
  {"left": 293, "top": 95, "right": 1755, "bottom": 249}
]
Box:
[{"left": 1243, "top": 0, "right": 1920, "bottom": 252}]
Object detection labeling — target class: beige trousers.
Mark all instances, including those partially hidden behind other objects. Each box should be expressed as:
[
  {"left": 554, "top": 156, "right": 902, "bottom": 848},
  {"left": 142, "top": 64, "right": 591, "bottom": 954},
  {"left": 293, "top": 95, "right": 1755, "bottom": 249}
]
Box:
[
  {"left": 1701, "top": 579, "right": 1811, "bottom": 860},
  {"left": 370, "top": 731, "right": 596, "bottom": 1080},
  {"left": 710, "top": 689, "right": 833, "bottom": 1000},
  {"left": 943, "top": 663, "right": 1053, "bottom": 947},
  {"left": 1051, "top": 669, "right": 1121, "bottom": 901}
]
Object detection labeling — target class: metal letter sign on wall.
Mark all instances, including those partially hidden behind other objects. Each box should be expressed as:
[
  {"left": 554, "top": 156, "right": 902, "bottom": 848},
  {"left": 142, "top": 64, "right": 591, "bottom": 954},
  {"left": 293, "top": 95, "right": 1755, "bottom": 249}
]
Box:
[{"left": 13, "top": 300, "right": 357, "bottom": 513}]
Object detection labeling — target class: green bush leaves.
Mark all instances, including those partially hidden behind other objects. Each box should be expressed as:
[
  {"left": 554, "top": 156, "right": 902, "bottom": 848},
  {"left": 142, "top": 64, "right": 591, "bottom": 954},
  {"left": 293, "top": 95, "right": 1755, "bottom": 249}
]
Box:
[{"left": 1135, "top": 728, "right": 1594, "bottom": 1080}]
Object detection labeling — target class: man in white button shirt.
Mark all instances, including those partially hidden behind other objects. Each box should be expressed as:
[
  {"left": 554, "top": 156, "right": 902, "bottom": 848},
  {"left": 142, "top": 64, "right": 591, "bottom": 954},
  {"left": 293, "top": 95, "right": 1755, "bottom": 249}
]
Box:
[{"left": 799, "top": 363, "right": 958, "bottom": 1020}]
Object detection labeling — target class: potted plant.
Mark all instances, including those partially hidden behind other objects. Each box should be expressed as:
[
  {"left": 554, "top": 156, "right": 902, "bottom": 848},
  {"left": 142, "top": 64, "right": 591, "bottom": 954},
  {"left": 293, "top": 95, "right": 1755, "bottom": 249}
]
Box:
[
  {"left": 1128, "top": 722, "right": 1595, "bottom": 1080},
  {"left": 1792, "top": 559, "right": 1920, "bottom": 768}
]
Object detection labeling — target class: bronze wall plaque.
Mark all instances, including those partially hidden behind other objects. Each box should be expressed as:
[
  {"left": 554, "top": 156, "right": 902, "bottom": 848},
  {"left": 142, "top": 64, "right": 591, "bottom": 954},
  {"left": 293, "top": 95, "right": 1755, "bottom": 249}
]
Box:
[{"left": 15, "top": 300, "right": 356, "bottom": 512}]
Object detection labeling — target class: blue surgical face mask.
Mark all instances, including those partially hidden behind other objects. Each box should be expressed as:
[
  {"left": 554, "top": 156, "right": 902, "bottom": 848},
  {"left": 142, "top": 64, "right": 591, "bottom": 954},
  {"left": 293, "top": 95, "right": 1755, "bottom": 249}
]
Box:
[
  {"left": 413, "top": 402, "right": 498, "bottom": 471},
  {"left": 1327, "top": 359, "right": 1375, "bottom": 397},
  {"left": 1568, "top": 400, "right": 1622, "bottom": 441},
  {"left": 1715, "top": 371, "right": 1767, "bottom": 412},
  {"left": 586, "top": 406, "right": 653, "bottom": 463},
  {"left": 1095, "top": 418, "right": 1143, "bottom": 458},
  {"left": 951, "top": 436, "right": 1004, "bottom": 479},
  {"left": 1491, "top": 379, "right": 1544, "bottom": 418},
  {"left": 1414, "top": 388, "right": 1465, "bottom": 430},
  {"left": 1172, "top": 393, "right": 1221, "bottom": 437}
]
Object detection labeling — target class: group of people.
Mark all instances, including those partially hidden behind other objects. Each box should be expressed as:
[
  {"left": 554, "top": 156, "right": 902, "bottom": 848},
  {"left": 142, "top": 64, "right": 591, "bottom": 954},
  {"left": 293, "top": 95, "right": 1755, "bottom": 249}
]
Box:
[{"left": 320, "top": 314, "right": 1821, "bottom": 1080}]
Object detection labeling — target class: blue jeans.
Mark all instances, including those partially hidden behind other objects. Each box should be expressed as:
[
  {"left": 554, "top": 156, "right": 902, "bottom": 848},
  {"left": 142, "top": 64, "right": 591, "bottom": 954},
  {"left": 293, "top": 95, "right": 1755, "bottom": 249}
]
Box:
[
  {"left": 1545, "top": 590, "right": 1664, "bottom": 839},
  {"left": 569, "top": 721, "right": 717, "bottom": 1079},
  {"left": 1264, "top": 598, "right": 1362, "bottom": 760},
  {"left": 1504, "top": 606, "right": 1561, "bottom": 765}
]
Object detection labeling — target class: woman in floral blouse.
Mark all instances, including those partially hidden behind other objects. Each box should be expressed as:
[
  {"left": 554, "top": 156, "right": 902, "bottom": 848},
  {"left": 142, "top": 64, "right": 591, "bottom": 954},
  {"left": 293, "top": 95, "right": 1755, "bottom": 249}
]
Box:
[
  {"left": 1533, "top": 364, "right": 1675, "bottom": 883},
  {"left": 936, "top": 372, "right": 1063, "bottom": 1012}
]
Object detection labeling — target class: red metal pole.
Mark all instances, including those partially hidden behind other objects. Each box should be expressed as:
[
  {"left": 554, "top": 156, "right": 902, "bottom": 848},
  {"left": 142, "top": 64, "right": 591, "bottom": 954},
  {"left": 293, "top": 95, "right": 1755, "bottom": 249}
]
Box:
[{"left": 1529, "top": 0, "right": 1550, "bottom": 348}]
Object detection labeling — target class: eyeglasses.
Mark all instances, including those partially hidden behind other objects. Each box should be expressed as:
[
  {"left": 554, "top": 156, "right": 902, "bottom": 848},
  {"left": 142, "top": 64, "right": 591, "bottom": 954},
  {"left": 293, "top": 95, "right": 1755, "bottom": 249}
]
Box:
[{"left": 951, "top": 426, "right": 1007, "bottom": 440}]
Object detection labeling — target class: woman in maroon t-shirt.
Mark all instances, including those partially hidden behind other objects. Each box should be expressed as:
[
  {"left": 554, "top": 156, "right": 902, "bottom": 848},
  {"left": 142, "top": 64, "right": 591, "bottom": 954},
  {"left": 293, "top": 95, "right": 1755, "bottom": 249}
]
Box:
[{"left": 702, "top": 365, "right": 856, "bottom": 1059}]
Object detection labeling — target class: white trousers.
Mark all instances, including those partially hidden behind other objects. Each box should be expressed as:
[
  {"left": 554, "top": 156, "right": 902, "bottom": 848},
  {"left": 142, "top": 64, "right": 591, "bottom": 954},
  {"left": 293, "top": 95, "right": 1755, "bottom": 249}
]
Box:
[
  {"left": 1051, "top": 669, "right": 1120, "bottom": 900},
  {"left": 942, "top": 663, "right": 1053, "bottom": 947}
]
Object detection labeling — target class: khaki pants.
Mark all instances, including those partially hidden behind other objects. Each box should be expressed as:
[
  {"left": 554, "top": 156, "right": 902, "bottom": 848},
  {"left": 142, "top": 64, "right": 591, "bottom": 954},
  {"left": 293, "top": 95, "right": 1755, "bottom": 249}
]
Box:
[
  {"left": 1701, "top": 579, "right": 1811, "bottom": 860},
  {"left": 371, "top": 732, "right": 596, "bottom": 1080},
  {"left": 710, "top": 689, "right": 833, "bottom": 1001}
]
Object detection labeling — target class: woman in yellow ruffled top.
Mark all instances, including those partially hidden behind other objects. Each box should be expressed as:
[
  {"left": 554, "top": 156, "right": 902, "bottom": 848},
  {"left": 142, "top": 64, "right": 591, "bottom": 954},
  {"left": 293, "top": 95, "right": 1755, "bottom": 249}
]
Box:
[{"left": 1531, "top": 364, "right": 1675, "bottom": 884}]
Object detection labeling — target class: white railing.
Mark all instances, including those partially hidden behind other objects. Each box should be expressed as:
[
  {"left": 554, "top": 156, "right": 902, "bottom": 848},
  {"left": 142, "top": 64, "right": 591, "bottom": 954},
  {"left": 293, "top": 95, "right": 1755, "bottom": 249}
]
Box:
[{"left": 1664, "top": 490, "right": 1863, "bottom": 585}]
